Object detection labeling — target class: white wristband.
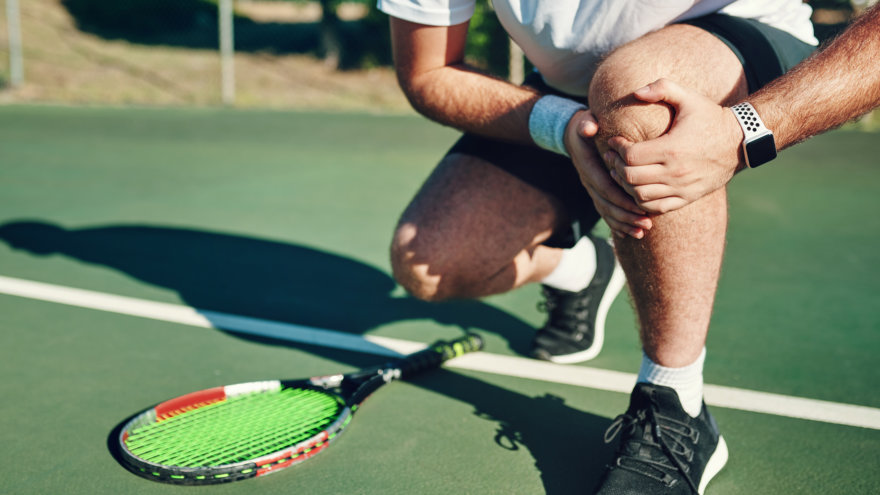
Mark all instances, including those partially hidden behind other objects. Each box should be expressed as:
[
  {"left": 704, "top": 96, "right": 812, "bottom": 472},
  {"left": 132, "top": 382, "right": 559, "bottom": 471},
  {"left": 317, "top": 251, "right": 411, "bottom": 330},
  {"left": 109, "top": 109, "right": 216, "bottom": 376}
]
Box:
[{"left": 528, "top": 95, "right": 587, "bottom": 157}]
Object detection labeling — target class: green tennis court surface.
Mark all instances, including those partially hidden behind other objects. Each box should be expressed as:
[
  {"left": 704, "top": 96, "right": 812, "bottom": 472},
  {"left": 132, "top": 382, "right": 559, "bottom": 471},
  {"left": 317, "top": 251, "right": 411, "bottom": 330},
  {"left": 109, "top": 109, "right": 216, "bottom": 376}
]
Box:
[{"left": 0, "top": 105, "right": 878, "bottom": 494}]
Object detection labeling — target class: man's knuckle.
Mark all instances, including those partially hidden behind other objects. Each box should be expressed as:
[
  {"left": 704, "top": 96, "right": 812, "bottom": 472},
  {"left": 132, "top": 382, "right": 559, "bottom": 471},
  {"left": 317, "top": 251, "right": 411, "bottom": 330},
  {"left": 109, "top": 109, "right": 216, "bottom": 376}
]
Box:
[
  {"left": 624, "top": 169, "right": 638, "bottom": 184},
  {"left": 622, "top": 148, "right": 637, "bottom": 165}
]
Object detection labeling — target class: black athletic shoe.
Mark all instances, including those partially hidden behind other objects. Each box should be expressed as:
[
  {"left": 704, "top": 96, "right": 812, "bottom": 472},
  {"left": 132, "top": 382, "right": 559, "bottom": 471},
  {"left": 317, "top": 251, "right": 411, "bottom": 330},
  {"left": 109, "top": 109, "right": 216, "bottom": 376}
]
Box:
[
  {"left": 596, "top": 383, "right": 728, "bottom": 495},
  {"left": 531, "top": 235, "right": 625, "bottom": 363}
]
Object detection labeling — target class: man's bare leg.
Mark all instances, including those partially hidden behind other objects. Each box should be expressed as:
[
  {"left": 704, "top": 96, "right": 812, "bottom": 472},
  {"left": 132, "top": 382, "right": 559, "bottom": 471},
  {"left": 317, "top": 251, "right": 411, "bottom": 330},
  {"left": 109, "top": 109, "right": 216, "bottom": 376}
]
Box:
[
  {"left": 391, "top": 150, "right": 624, "bottom": 363},
  {"left": 589, "top": 24, "right": 748, "bottom": 368},
  {"left": 390, "top": 152, "right": 569, "bottom": 302},
  {"left": 588, "top": 23, "right": 748, "bottom": 494}
]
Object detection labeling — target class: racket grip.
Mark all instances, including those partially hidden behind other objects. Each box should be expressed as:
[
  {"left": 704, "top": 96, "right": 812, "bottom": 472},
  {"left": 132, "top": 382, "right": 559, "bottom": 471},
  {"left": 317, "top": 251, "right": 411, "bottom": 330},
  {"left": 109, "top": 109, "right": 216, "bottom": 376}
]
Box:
[{"left": 399, "top": 333, "right": 483, "bottom": 379}]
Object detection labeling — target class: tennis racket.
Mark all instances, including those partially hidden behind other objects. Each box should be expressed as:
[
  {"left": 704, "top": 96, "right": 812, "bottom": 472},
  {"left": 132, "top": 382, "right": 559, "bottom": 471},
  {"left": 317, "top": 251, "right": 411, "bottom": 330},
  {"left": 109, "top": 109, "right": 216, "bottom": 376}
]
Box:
[{"left": 118, "top": 334, "right": 482, "bottom": 485}]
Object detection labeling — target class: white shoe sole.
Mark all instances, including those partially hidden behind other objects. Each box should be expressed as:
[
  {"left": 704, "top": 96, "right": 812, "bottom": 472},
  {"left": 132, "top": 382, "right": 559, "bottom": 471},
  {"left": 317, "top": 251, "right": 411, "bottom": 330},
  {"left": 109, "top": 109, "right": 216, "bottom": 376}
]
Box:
[{"left": 698, "top": 435, "right": 729, "bottom": 494}]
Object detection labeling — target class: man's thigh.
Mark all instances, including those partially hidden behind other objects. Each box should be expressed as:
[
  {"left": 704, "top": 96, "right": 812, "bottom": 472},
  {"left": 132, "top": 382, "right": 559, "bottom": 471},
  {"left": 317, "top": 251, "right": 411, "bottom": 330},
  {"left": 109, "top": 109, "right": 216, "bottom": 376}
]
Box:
[{"left": 393, "top": 152, "right": 567, "bottom": 275}]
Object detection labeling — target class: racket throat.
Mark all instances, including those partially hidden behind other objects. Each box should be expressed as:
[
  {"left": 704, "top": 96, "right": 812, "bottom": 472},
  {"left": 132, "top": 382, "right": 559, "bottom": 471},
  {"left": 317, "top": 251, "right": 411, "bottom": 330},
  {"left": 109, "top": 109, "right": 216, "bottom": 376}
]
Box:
[
  {"left": 378, "top": 367, "right": 402, "bottom": 383},
  {"left": 308, "top": 373, "right": 345, "bottom": 388}
]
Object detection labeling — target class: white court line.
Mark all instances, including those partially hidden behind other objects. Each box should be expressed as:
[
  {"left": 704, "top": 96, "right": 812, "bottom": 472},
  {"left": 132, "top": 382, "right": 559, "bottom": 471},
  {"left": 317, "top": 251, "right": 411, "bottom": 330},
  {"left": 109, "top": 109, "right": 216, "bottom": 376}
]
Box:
[{"left": 1, "top": 274, "right": 879, "bottom": 430}]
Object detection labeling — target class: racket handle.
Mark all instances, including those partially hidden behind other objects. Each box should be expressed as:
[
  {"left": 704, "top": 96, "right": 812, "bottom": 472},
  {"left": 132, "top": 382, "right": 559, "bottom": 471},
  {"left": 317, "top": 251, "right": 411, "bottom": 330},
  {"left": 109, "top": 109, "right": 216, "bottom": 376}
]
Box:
[
  {"left": 399, "top": 333, "right": 483, "bottom": 379},
  {"left": 347, "top": 334, "right": 483, "bottom": 407}
]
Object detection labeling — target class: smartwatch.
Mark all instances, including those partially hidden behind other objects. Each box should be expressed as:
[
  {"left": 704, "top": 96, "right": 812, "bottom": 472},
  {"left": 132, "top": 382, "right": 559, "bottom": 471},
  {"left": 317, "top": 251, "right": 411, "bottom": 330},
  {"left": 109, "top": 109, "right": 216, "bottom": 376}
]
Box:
[{"left": 730, "top": 102, "right": 776, "bottom": 168}]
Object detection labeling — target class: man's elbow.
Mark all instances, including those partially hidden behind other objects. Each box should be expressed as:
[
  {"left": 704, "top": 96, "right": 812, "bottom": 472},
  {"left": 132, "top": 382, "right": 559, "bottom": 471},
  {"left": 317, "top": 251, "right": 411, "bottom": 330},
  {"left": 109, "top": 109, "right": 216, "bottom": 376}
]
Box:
[{"left": 395, "top": 68, "right": 432, "bottom": 114}]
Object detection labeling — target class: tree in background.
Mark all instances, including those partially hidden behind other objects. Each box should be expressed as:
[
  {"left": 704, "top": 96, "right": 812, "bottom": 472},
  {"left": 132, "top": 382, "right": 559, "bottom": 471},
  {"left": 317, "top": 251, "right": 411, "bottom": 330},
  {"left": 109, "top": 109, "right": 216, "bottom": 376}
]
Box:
[
  {"left": 465, "top": 1, "right": 510, "bottom": 79},
  {"left": 61, "top": 0, "right": 220, "bottom": 40},
  {"left": 321, "top": 0, "right": 510, "bottom": 74}
]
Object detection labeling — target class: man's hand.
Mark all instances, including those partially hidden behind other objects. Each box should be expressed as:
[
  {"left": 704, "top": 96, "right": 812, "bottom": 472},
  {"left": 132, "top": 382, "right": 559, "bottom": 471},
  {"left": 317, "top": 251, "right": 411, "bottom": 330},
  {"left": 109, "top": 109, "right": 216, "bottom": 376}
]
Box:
[
  {"left": 564, "top": 110, "right": 653, "bottom": 239},
  {"left": 603, "top": 79, "right": 746, "bottom": 214}
]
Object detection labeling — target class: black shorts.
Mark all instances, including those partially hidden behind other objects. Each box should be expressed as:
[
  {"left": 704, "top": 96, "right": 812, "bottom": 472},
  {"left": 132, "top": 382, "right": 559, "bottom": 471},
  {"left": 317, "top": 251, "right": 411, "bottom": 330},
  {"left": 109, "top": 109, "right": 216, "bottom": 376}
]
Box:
[{"left": 445, "top": 14, "right": 816, "bottom": 248}]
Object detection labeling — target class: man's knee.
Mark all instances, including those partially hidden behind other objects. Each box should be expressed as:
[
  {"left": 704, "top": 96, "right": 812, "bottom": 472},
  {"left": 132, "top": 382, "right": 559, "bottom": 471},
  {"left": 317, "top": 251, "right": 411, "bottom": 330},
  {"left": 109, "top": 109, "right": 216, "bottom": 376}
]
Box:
[
  {"left": 587, "top": 39, "right": 733, "bottom": 218},
  {"left": 588, "top": 24, "right": 746, "bottom": 151},
  {"left": 390, "top": 222, "right": 467, "bottom": 302},
  {"left": 588, "top": 47, "right": 674, "bottom": 151}
]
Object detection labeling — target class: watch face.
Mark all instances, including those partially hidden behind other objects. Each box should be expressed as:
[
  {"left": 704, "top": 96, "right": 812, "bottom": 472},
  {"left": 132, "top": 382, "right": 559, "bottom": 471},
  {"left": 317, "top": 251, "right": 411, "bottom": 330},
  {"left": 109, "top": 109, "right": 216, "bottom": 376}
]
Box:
[{"left": 745, "top": 134, "right": 777, "bottom": 167}]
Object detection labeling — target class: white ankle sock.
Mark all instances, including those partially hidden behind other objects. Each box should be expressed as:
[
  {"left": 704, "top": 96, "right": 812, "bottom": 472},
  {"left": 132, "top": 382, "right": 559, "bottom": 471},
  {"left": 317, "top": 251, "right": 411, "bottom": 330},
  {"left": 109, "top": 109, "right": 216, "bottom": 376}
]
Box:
[
  {"left": 541, "top": 236, "right": 597, "bottom": 292},
  {"left": 637, "top": 347, "right": 706, "bottom": 417}
]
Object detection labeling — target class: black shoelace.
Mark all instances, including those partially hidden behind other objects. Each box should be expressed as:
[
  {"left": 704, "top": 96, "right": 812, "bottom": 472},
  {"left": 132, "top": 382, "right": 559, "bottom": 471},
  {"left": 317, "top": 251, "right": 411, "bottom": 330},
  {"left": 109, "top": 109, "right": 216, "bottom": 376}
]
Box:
[
  {"left": 537, "top": 286, "right": 592, "bottom": 336},
  {"left": 604, "top": 402, "right": 702, "bottom": 494}
]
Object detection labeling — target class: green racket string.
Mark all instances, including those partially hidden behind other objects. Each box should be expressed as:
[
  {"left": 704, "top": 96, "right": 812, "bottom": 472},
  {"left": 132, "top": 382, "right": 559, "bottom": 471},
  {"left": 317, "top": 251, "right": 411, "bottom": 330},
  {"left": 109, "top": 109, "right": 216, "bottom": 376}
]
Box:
[
  {"left": 135, "top": 393, "right": 333, "bottom": 465},
  {"left": 124, "top": 388, "right": 343, "bottom": 467}
]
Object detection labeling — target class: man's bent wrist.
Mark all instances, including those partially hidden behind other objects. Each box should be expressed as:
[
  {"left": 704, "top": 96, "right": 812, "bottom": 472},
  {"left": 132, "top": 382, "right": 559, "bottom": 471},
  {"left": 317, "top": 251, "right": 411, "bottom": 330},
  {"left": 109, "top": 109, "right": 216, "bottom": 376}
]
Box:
[
  {"left": 529, "top": 95, "right": 587, "bottom": 157},
  {"left": 723, "top": 108, "right": 749, "bottom": 173}
]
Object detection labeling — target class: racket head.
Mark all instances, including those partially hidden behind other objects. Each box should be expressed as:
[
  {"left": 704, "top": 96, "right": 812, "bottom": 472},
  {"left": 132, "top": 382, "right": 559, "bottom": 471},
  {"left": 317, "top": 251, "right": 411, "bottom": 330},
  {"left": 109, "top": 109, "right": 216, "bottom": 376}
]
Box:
[
  {"left": 118, "top": 379, "right": 352, "bottom": 485},
  {"left": 117, "top": 334, "right": 483, "bottom": 485}
]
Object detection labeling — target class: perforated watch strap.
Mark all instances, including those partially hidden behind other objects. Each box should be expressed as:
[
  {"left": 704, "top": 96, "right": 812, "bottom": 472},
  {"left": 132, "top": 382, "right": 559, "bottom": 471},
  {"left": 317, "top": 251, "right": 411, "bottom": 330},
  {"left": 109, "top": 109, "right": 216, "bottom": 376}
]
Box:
[
  {"left": 730, "top": 101, "right": 777, "bottom": 168},
  {"left": 730, "top": 102, "right": 769, "bottom": 140}
]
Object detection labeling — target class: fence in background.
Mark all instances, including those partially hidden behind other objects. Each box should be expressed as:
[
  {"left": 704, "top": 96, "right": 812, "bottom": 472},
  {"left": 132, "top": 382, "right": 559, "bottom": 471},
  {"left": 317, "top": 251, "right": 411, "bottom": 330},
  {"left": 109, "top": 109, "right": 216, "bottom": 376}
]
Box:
[
  {"left": 0, "top": 0, "right": 873, "bottom": 111},
  {"left": 4, "top": 0, "right": 22, "bottom": 87},
  {"left": 0, "top": 0, "right": 522, "bottom": 110},
  {"left": 0, "top": 0, "right": 399, "bottom": 110}
]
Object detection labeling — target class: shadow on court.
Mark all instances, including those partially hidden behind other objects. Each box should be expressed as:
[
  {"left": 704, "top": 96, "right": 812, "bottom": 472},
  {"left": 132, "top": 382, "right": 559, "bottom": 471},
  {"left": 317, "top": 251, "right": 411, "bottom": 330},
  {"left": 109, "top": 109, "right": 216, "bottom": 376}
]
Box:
[
  {"left": 0, "top": 220, "right": 532, "bottom": 346},
  {"left": 1, "top": 219, "right": 614, "bottom": 493},
  {"left": 420, "top": 370, "right": 616, "bottom": 493}
]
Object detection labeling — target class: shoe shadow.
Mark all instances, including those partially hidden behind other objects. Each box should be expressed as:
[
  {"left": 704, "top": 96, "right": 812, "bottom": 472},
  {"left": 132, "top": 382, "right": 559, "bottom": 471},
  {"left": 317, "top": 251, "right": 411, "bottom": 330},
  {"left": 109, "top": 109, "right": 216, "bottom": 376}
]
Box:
[
  {"left": 419, "top": 370, "right": 616, "bottom": 494},
  {"left": 1, "top": 219, "right": 612, "bottom": 493}
]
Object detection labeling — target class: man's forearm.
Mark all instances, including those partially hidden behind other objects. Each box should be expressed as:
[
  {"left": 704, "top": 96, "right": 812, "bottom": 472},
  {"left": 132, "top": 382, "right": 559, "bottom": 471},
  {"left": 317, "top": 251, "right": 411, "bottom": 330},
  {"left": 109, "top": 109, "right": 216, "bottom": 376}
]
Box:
[
  {"left": 390, "top": 18, "right": 541, "bottom": 145},
  {"left": 751, "top": 5, "right": 880, "bottom": 149},
  {"left": 389, "top": 17, "right": 648, "bottom": 237},
  {"left": 599, "top": 6, "right": 880, "bottom": 215},
  {"left": 400, "top": 62, "right": 540, "bottom": 144}
]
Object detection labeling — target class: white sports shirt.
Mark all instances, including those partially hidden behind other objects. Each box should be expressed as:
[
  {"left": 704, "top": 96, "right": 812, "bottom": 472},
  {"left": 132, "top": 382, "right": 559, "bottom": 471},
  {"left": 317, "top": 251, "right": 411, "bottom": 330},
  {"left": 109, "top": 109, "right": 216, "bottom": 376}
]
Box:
[{"left": 377, "top": 0, "right": 817, "bottom": 96}]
